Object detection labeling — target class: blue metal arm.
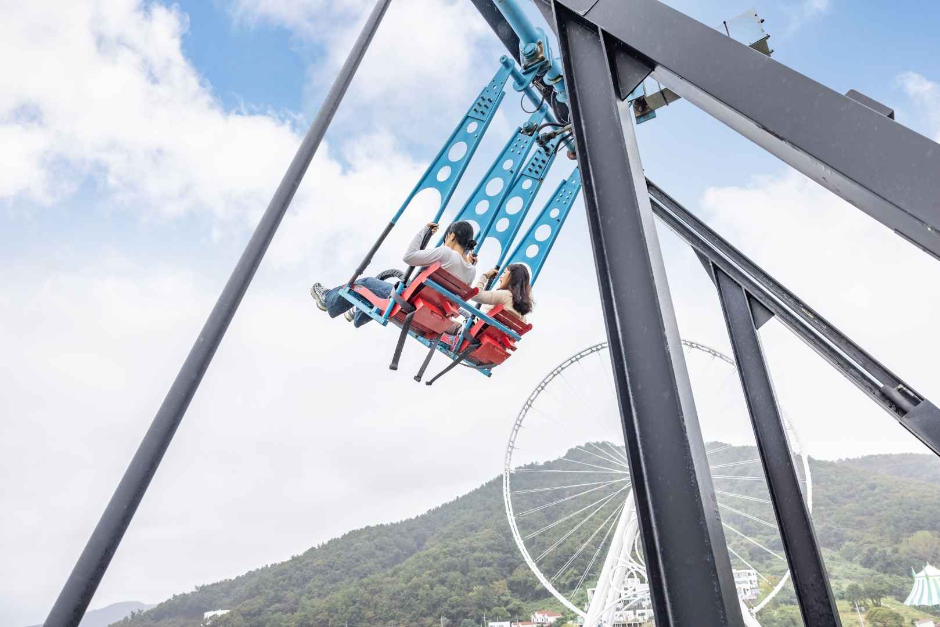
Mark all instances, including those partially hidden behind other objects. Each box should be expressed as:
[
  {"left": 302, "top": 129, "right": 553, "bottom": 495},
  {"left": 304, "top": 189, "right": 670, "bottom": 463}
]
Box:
[
  {"left": 390, "top": 60, "right": 513, "bottom": 224},
  {"left": 504, "top": 168, "right": 582, "bottom": 284},
  {"left": 348, "top": 60, "right": 514, "bottom": 285},
  {"left": 479, "top": 135, "right": 563, "bottom": 267},
  {"left": 443, "top": 108, "right": 546, "bottom": 245}
]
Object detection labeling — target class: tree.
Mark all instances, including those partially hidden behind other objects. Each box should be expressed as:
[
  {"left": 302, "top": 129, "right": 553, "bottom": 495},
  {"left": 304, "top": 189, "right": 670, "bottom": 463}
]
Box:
[
  {"left": 864, "top": 577, "right": 891, "bottom": 607},
  {"left": 845, "top": 583, "right": 866, "bottom": 608},
  {"left": 459, "top": 620, "right": 476, "bottom": 627},
  {"left": 901, "top": 530, "right": 940, "bottom": 567},
  {"left": 757, "top": 604, "right": 801, "bottom": 627},
  {"left": 865, "top": 607, "right": 904, "bottom": 627}
]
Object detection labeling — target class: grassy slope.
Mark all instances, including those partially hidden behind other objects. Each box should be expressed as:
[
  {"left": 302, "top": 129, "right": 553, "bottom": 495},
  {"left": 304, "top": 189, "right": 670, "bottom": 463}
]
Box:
[{"left": 117, "top": 450, "right": 940, "bottom": 627}]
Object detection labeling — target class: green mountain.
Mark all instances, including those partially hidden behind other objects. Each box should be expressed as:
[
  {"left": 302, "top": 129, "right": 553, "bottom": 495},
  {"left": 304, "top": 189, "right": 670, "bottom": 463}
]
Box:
[{"left": 117, "top": 449, "right": 940, "bottom": 627}]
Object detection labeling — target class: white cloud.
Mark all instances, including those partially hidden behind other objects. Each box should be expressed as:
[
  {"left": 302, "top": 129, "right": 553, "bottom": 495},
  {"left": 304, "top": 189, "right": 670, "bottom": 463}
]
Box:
[
  {"left": 0, "top": 0, "right": 302, "bottom": 221},
  {"left": 781, "top": 0, "right": 831, "bottom": 36},
  {"left": 697, "top": 169, "right": 940, "bottom": 459},
  {"left": 0, "top": 0, "right": 470, "bottom": 274},
  {"left": 896, "top": 71, "right": 940, "bottom": 142},
  {"left": 226, "top": 0, "right": 500, "bottom": 138},
  {"left": 0, "top": 227, "right": 607, "bottom": 627},
  {"left": 6, "top": 1, "right": 939, "bottom": 625}
]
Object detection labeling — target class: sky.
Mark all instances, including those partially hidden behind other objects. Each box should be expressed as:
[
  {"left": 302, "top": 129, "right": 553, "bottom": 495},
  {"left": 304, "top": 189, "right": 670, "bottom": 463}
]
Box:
[{"left": 2, "top": 0, "right": 939, "bottom": 625}]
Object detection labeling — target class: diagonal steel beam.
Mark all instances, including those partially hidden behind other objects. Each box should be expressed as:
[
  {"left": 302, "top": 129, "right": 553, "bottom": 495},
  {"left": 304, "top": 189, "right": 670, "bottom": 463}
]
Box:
[
  {"left": 553, "top": 3, "right": 744, "bottom": 624},
  {"left": 712, "top": 265, "right": 842, "bottom": 626},
  {"left": 647, "top": 180, "right": 940, "bottom": 456},
  {"left": 550, "top": 0, "right": 940, "bottom": 260},
  {"left": 41, "top": 1, "right": 393, "bottom": 625}
]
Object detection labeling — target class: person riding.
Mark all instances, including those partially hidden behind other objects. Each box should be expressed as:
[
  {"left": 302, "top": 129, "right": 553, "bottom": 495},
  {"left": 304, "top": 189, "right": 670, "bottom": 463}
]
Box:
[
  {"left": 470, "top": 263, "right": 534, "bottom": 322},
  {"left": 310, "top": 221, "right": 477, "bottom": 327}
]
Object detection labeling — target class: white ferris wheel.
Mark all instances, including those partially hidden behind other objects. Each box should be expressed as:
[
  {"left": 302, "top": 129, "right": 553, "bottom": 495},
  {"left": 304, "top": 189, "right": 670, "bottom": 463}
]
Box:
[{"left": 503, "top": 341, "right": 812, "bottom": 626}]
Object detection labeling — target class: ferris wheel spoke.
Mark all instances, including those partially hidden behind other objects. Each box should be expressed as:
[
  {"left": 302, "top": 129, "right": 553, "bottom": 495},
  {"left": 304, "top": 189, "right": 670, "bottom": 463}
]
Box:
[
  {"left": 572, "top": 505, "right": 623, "bottom": 595},
  {"left": 598, "top": 440, "right": 630, "bottom": 467},
  {"left": 718, "top": 503, "right": 778, "bottom": 530},
  {"left": 524, "top": 486, "right": 629, "bottom": 541},
  {"left": 709, "top": 459, "right": 761, "bottom": 470},
  {"left": 727, "top": 545, "right": 772, "bottom": 584},
  {"left": 516, "top": 469, "right": 627, "bottom": 474},
  {"left": 560, "top": 457, "right": 628, "bottom": 474},
  {"left": 550, "top": 501, "right": 624, "bottom": 583},
  {"left": 705, "top": 443, "right": 734, "bottom": 455},
  {"left": 580, "top": 443, "right": 630, "bottom": 470},
  {"left": 714, "top": 490, "right": 772, "bottom": 505},
  {"left": 518, "top": 480, "right": 627, "bottom": 518},
  {"left": 504, "top": 340, "right": 813, "bottom": 621},
  {"left": 513, "top": 478, "right": 631, "bottom": 495},
  {"left": 560, "top": 369, "right": 623, "bottom": 445},
  {"left": 535, "top": 487, "right": 627, "bottom": 562},
  {"left": 527, "top": 406, "right": 574, "bottom": 436},
  {"left": 722, "top": 522, "right": 785, "bottom": 561}
]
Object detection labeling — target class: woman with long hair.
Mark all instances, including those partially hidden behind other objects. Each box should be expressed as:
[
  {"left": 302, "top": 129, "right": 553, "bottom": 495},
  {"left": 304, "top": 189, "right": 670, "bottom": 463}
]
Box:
[{"left": 471, "top": 263, "right": 534, "bottom": 321}]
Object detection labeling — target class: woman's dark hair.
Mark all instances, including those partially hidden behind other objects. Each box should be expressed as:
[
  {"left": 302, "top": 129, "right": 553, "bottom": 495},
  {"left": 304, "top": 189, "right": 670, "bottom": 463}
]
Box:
[
  {"left": 505, "top": 263, "right": 534, "bottom": 316},
  {"left": 445, "top": 221, "right": 477, "bottom": 251}
]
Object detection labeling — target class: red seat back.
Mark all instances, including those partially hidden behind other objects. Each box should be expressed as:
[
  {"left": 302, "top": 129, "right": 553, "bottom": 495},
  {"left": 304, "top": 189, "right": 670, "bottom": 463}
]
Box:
[
  {"left": 460, "top": 305, "right": 532, "bottom": 368},
  {"left": 351, "top": 263, "right": 478, "bottom": 339}
]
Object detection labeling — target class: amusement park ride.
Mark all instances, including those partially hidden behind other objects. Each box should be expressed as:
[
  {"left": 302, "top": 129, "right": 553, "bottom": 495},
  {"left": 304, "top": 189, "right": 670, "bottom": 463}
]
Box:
[{"left": 42, "top": 1, "right": 940, "bottom": 626}]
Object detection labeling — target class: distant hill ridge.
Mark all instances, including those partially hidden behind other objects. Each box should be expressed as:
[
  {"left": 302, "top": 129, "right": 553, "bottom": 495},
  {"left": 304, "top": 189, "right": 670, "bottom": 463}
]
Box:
[
  {"left": 26, "top": 601, "right": 154, "bottom": 627},
  {"left": 116, "top": 450, "right": 940, "bottom": 627}
]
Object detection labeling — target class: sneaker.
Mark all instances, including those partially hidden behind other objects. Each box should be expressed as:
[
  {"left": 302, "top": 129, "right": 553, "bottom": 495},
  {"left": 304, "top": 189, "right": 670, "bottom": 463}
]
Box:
[
  {"left": 310, "top": 283, "right": 328, "bottom": 311},
  {"left": 344, "top": 309, "right": 355, "bottom": 323}
]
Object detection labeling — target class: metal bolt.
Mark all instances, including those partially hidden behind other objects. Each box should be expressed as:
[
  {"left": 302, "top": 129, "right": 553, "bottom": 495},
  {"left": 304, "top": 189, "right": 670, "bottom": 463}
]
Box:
[{"left": 522, "top": 42, "right": 539, "bottom": 61}]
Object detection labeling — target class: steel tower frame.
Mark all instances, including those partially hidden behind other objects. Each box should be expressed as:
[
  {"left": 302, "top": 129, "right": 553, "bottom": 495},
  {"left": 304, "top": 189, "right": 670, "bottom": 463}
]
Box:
[{"left": 43, "top": 0, "right": 940, "bottom": 626}]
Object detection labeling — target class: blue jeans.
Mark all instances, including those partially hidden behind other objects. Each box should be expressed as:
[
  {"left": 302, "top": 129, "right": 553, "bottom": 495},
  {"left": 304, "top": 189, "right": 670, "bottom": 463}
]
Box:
[{"left": 324, "top": 277, "right": 394, "bottom": 328}]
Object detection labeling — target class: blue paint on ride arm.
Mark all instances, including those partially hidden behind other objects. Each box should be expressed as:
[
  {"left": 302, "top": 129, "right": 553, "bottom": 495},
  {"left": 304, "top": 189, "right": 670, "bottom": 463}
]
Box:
[
  {"left": 443, "top": 108, "right": 546, "bottom": 245},
  {"left": 391, "top": 61, "right": 514, "bottom": 224},
  {"left": 504, "top": 168, "right": 582, "bottom": 284},
  {"left": 484, "top": 134, "right": 563, "bottom": 268}
]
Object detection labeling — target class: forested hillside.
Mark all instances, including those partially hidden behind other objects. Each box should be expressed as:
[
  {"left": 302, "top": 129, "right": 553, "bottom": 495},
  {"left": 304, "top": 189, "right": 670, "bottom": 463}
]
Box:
[{"left": 117, "top": 450, "right": 940, "bottom": 627}]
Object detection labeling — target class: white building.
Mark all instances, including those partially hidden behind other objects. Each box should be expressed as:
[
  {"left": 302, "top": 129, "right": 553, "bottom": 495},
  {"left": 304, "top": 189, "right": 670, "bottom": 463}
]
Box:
[
  {"left": 202, "top": 610, "right": 230, "bottom": 625},
  {"left": 532, "top": 610, "right": 564, "bottom": 624},
  {"left": 914, "top": 620, "right": 936, "bottom": 627},
  {"left": 488, "top": 622, "right": 512, "bottom": 627},
  {"left": 734, "top": 569, "right": 760, "bottom": 601},
  {"left": 585, "top": 570, "right": 759, "bottom": 625}
]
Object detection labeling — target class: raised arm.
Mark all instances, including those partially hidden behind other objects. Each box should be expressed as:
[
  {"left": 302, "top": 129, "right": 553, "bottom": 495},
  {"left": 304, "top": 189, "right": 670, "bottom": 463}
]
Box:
[
  {"left": 402, "top": 224, "right": 445, "bottom": 267},
  {"left": 471, "top": 269, "right": 509, "bottom": 306}
]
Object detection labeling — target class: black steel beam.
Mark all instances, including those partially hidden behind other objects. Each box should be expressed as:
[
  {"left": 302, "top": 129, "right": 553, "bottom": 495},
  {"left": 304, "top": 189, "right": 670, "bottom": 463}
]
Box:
[
  {"left": 712, "top": 266, "right": 842, "bottom": 626},
  {"left": 469, "top": 0, "right": 522, "bottom": 64},
  {"left": 647, "top": 180, "right": 940, "bottom": 457},
  {"left": 551, "top": 0, "right": 940, "bottom": 260},
  {"left": 554, "top": 4, "right": 744, "bottom": 624},
  {"left": 41, "top": 2, "right": 392, "bottom": 625}
]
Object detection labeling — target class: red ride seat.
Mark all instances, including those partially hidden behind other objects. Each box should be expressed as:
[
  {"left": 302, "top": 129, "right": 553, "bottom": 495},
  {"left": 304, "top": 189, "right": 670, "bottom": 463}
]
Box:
[
  {"left": 350, "top": 262, "right": 478, "bottom": 339},
  {"left": 457, "top": 304, "right": 533, "bottom": 368}
]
